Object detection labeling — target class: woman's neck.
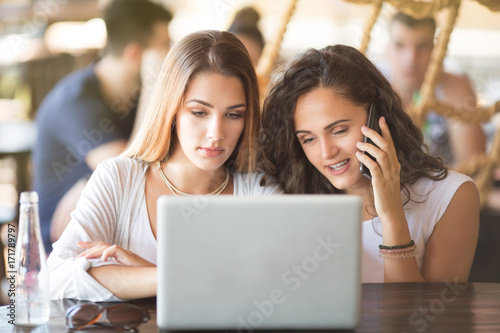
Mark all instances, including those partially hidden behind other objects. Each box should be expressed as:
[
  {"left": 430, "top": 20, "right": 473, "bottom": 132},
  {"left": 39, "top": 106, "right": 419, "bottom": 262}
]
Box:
[
  {"left": 344, "top": 179, "right": 376, "bottom": 220},
  {"left": 159, "top": 157, "right": 229, "bottom": 196}
]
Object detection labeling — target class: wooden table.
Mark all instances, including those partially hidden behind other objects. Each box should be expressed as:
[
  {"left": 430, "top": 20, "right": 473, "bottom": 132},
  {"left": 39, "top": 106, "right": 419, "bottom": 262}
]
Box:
[{"left": 2, "top": 282, "right": 500, "bottom": 332}]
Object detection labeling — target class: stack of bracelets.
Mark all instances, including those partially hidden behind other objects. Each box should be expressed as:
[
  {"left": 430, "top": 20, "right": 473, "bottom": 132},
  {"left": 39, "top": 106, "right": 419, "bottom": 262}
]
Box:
[{"left": 378, "top": 240, "right": 416, "bottom": 259}]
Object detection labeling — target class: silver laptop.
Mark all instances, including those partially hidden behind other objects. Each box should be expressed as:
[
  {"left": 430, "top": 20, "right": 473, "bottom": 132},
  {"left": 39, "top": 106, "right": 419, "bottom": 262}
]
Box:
[{"left": 157, "top": 195, "right": 362, "bottom": 330}]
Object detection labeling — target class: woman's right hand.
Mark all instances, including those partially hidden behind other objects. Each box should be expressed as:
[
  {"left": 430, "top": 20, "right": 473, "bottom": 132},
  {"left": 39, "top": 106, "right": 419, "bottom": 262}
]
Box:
[
  {"left": 77, "top": 241, "right": 155, "bottom": 267},
  {"left": 355, "top": 116, "right": 405, "bottom": 224}
]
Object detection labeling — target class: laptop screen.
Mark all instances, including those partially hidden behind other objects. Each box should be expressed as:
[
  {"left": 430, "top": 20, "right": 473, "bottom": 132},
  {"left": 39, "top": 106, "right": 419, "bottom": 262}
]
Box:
[{"left": 157, "top": 195, "right": 362, "bottom": 330}]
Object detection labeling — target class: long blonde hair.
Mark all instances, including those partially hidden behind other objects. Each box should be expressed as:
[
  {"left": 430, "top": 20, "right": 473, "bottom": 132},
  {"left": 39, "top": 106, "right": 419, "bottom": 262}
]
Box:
[{"left": 123, "top": 30, "right": 260, "bottom": 172}]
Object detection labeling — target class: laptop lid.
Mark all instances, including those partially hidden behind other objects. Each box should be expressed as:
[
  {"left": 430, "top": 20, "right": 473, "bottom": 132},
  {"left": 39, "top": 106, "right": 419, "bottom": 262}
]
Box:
[{"left": 157, "top": 195, "right": 362, "bottom": 330}]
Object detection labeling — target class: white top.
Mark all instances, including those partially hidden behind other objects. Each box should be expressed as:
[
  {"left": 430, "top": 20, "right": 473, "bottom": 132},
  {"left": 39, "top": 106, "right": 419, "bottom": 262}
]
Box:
[
  {"left": 47, "top": 157, "right": 283, "bottom": 302},
  {"left": 361, "top": 170, "right": 474, "bottom": 283}
]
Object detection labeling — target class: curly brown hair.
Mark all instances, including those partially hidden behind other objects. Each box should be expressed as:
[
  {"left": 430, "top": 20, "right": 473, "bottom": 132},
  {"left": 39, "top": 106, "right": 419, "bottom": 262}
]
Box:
[{"left": 259, "top": 44, "right": 447, "bottom": 202}]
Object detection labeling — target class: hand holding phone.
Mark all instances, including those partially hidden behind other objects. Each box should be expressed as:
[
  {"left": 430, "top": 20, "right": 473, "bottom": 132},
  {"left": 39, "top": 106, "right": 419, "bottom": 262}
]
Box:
[{"left": 359, "top": 103, "right": 381, "bottom": 180}]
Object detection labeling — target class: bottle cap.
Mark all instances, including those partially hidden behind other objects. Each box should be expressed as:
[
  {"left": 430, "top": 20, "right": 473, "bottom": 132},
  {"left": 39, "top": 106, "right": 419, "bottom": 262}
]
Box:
[{"left": 20, "top": 191, "right": 39, "bottom": 204}]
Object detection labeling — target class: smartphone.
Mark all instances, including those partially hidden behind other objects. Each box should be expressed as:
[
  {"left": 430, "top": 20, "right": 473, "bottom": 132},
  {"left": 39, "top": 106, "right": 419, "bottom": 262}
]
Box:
[{"left": 359, "top": 103, "right": 381, "bottom": 180}]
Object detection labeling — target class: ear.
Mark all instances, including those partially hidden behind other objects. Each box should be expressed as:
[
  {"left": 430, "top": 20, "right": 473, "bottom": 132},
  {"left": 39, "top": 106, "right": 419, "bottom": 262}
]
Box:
[{"left": 122, "top": 42, "right": 144, "bottom": 63}]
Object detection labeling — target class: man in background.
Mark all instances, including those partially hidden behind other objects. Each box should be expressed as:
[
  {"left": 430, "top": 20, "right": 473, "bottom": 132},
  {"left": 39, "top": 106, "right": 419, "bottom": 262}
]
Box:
[
  {"left": 386, "top": 12, "right": 485, "bottom": 166},
  {"left": 33, "top": 0, "right": 172, "bottom": 252},
  {"left": 227, "top": 6, "right": 265, "bottom": 67}
]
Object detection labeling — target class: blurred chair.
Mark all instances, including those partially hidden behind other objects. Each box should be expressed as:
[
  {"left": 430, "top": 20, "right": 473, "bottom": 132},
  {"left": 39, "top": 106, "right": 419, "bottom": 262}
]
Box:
[
  {"left": 0, "top": 51, "right": 89, "bottom": 305},
  {"left": 0, "top": 121, "right": 36, "bottom": 306},
  {"left": 469, "top": 207, "right": 500, "bottom": 283},
  {"left": 20, "top": 52, "right": 76, "bottom": 119}
]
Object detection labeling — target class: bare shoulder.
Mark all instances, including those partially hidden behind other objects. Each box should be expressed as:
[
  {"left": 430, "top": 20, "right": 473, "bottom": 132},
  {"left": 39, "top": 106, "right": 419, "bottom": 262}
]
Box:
[
  {"left": 442, "top": 180, "right": 479, "bottom": 225},
  {"left": 450, "top": 180, "right": 479, "bottom": 205},
  {"left": 441, "top": 72, "right": 475, "bottom": 102},
  {"left": 441, "top": 72, "right": 471, "bottom": 87},
  {"left": 421, "top": 179, "right": 479, "bottom": 282}
]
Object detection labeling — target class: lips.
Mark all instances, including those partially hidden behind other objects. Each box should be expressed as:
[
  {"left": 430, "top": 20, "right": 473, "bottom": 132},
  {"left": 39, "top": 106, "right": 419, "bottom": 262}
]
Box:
[
  {"left": 325, "top": 159, "right": 350, "bottom": 176},
  {"left": 199, "top": 147, "right": 224, "bottom": 157}
]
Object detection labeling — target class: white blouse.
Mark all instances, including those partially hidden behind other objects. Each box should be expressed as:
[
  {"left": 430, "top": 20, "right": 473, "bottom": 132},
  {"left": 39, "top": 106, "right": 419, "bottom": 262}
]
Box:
[
  {"left": 361, "top": 170, "right": 473, "bottom": 282},
  {"left": 47, "top": 157, "right": 283, "bottom": 301}
]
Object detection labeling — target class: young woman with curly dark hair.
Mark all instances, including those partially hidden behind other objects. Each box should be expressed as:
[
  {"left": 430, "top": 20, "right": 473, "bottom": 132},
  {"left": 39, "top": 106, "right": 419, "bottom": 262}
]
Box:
[{"left": 260, "top": 44, "right": 479, "bottom": 283}]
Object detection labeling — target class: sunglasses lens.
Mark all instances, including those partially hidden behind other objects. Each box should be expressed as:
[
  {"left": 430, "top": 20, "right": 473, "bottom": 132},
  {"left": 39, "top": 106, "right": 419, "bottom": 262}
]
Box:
[
  {"left": 66, "top": 304, "right": 101, "bottom": 329},
  {"left": 107, "top": 304, "right": 149, "bottom": 329}
]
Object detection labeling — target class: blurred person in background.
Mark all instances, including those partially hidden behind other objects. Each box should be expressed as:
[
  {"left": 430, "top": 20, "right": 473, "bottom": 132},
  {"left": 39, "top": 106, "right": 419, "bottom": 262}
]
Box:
[
  {"left": 32, "top": 0, "right": 172, "bottom": 253},
  {"left": 228, "top": 6, "right": 265, "bottom": 67},
  {"left": 385, "top": 12, "right": 486, "bottom": 167}
]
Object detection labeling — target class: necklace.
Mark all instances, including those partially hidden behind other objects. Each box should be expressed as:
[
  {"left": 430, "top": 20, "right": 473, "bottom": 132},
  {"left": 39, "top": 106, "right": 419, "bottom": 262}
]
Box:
[{"left": 157, "top": 162, "right": 229, "bottom": 196}]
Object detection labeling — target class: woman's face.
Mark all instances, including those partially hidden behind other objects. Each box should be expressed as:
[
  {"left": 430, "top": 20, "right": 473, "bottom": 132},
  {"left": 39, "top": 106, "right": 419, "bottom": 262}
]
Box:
[
  {"left": 293, "top": 87, "right": 369, "bottom": 192},
  {"left": 173, "top": 73, "right": 247, "bottom": 171}
]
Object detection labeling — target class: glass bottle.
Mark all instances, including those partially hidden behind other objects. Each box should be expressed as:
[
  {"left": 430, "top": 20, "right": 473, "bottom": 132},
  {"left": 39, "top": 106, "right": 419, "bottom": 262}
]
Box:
[{"left": 15, "top": 191, "right": 50, "bottom": 326}]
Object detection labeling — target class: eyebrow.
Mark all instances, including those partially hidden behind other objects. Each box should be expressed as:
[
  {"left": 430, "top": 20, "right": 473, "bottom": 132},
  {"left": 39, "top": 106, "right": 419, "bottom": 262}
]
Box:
[
  {"left": 295, "top": 119, "right": 352, "bottom": 135},
  {"left": 186, "top": 99, "right": 247, "bottom": 110}
]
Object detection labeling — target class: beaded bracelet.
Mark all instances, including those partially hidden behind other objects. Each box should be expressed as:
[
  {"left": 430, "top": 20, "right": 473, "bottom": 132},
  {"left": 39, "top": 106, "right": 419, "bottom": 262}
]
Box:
[
  {"left": 378, "top": 250, "right": 416, "bottom": 259},
  {"left": 378, "top": 240, "right": 415, "bottom": 250},
  {"left": 378, "top": 242, "right": 417, "bottom": 260},
  {"left": 378, "top": 244, "right": 416, "bottom": 254}
]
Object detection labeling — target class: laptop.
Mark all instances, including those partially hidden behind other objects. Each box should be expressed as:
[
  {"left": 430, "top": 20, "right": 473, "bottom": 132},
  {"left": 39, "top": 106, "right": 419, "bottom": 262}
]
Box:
[{"left": 156, "top": 195, "right": 362, "bottom": 331}]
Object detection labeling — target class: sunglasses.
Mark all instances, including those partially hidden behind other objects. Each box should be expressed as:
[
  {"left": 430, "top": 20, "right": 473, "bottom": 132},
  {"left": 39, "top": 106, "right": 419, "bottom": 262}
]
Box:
[{"left": 65, "top": 303, "right": 150, "bottom": 332}]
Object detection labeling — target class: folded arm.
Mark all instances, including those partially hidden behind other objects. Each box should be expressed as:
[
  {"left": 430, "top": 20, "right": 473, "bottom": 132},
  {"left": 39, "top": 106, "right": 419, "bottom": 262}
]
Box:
[
  {"left": 47, "top": 159, "right": 151, "bottom": 301},
  {"left": 87, "top": 266, "right": 157, "bottom": 300}
]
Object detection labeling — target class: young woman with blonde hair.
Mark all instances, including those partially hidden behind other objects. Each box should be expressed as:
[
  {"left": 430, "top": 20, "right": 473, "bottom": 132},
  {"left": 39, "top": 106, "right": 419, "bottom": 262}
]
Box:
[{"left": 47, "top": 30, "right": 281, "bottom": 301}]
